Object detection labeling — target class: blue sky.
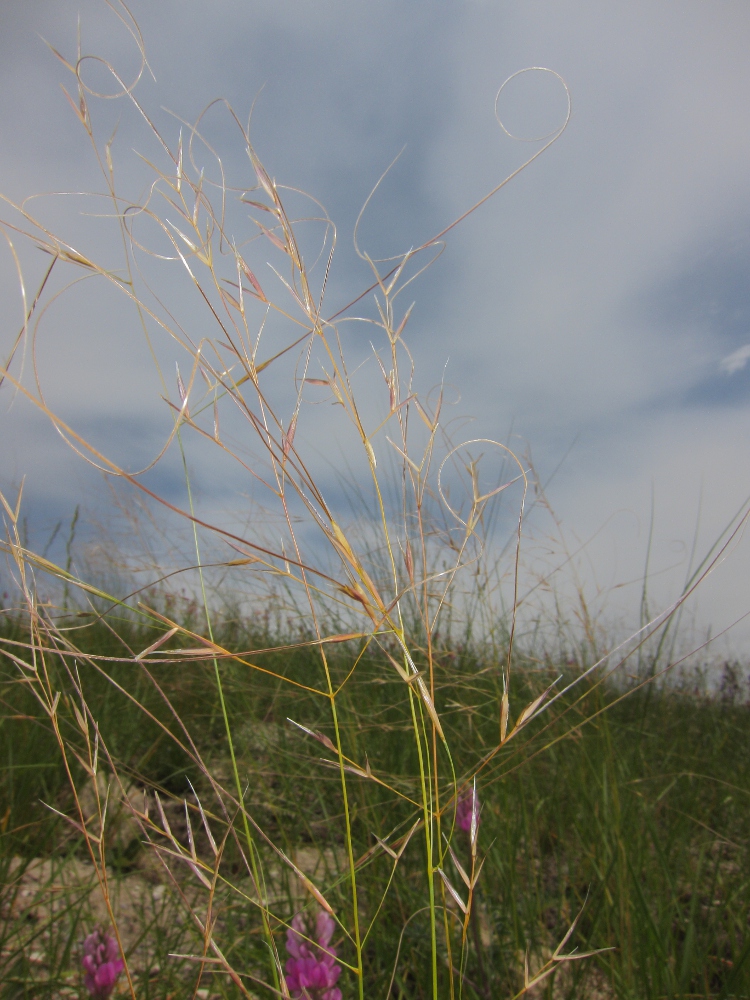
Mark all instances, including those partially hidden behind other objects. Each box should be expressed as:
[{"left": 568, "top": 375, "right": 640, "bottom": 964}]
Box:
[{"left": 2, "top": 1, "right": 750, "bottom": 654}]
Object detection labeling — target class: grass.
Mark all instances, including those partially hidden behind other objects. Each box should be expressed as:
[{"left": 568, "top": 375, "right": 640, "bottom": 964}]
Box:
[
  {"left": 1, "top": 4, "right": 750, "bottom": 998},
  {"left": 1, "top": 612, "right": 749, "bottom": 998}
]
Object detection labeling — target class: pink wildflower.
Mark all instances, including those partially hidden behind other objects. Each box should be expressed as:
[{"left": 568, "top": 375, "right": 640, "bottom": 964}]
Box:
[
  {"left": 285, "top": 911, "right": 342, "bottom": 1000},
  {"left": 81, "top": 928, "right": 124, "bottom": 999},
  {"left": 456, "top": 786, "right": 480, "bottom": 836}
]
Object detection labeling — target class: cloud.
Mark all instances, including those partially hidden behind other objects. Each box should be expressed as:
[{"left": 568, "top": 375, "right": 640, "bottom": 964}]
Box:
[
  {"left": 719, "top": 344, "right": 750, "bottom": 375},
  {"left": 3, "top": 0, "right": 750, "bottom": 653}
]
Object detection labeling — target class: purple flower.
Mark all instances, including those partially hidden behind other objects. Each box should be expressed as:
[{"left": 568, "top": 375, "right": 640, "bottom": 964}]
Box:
[
  {"left": 456, "top": 786, "right": 480, "bottom": 836},
  {"left": 285, "top": 911, "right": 342, "bottom": 1000},
  {"left": 81, "top": 928, "right": 124, "bottom": 999}
]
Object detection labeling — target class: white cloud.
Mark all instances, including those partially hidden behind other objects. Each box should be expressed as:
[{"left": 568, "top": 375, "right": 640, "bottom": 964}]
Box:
[{"left": 719, "top": 343, "right": 750, "bottom": 375}]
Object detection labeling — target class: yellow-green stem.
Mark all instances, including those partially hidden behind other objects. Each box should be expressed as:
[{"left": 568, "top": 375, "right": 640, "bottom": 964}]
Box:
[
  {"left": 178, "top": 438, "right": 280, "bottom": 989},
  {"left": 408, "top": 685, "right": 438, "bottom": 1000},
  {"left": 328, "top": 690, "right": 364, "bottom": 1000}
]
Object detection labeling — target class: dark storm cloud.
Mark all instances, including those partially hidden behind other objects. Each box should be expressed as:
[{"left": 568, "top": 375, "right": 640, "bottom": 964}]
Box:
[
  {"left": 624, "top": 214, "right": 750, "bottom": 408},
  {"left": 3, "top": 0, "right": 750, "bottom": 649}
]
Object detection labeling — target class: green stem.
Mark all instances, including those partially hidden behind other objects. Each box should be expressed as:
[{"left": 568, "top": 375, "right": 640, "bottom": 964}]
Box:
[
  {"left": 328, "top": 689, "right": 364, "bottom": 1000},
  {"left": 408, "top": 685, "right": 438, "bottom": 1000},
  {"left": 178, "top": 438, "right": 280, "bottom": 989}
]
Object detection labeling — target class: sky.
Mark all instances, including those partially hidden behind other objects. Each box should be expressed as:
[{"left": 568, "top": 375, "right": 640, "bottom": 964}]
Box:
[{"left": 2, "top": 0, "right": 750, "bottom": 658}]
